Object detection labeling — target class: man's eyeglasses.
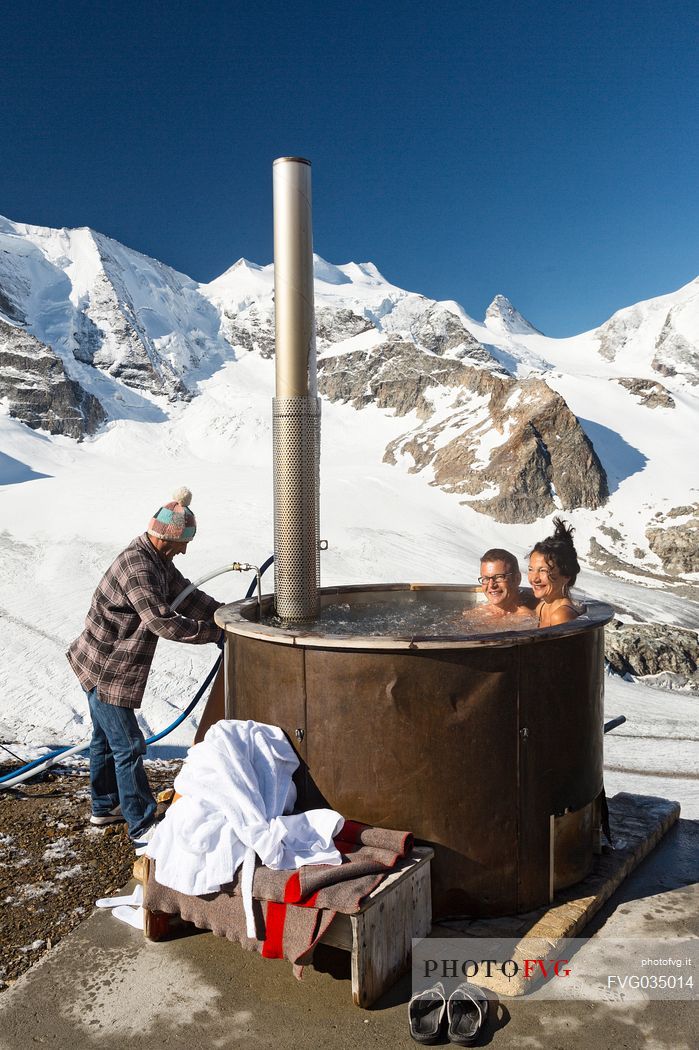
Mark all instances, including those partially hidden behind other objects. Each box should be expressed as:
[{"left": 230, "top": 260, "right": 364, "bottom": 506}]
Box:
[{"left": 478, "top": 572, "right": 513, "bottom": 585}]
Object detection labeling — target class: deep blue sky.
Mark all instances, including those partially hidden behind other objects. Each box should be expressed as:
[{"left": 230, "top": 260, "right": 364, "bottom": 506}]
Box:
[{"left": 1, "top": 0, "right": 697, "bottom": 335}]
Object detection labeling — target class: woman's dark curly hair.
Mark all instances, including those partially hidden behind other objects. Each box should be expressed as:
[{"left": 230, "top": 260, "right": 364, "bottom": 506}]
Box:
[{"left": 529, "top": 517, "right": 580, "bottom": 588}]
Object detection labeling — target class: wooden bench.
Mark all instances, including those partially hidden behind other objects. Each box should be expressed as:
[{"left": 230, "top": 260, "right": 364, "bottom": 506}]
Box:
[{"left": 135, "top": 846, "right": 433, "bottom": 1008}]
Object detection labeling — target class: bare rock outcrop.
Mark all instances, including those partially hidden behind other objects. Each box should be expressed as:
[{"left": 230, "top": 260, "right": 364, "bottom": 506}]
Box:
[
  {"left": 222, "top": 305, "right": 276, "bottom": 359},
  {"left": 318, "top": 337, "right": 469, "bottom": 420},
  {"left": 596, "top": 306, "right": 644, "bottom": 362},
  {"left": 588, "top": 536, "right": 663, "bottom": 581},
  {"left": 472, "top": 379, "right": 608, "bottom": 521},
  {"left": 646, "top": 509, "right": 699, "bottom": 574},
  {"left": 587, "top": 535, "right": 699, "bottom": 601},
  {"left": 0, "top": 286, "right": 26, "bottom": 324},
  {"left": 617, "top": 377, "right": 675, "bottom": 409},
  {"left": 652, "top": 307, "right": 699, "bottom": 384},
  {"left": 316, "top": 307, "right": 375, "bottom": 345},
  {"left": 605, "top": 619, "right": 699, "bottom": 690},
  {"left": 319, "top": 339, "right": 608, "bottom": 523},
  {"left": 409, "top": 304, "right": 494, "bottom": 363},
  {"left": 0, "top": 320, "right": 105, "bottom": 440}
]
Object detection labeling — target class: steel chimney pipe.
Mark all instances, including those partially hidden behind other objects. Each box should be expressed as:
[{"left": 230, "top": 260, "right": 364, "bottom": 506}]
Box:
[{"left": 272, "top": 157, "right": 321, "bottom": 623}]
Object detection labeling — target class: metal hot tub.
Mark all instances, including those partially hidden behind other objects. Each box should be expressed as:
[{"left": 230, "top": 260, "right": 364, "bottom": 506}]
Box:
[{"left": 216, "top": 584, "right": 613, "bottom": 918}]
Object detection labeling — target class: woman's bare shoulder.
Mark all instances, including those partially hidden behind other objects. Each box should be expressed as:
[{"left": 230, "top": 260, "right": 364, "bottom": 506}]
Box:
[{"left": 548, "top": 599, "right": 580, "bottom": 625}]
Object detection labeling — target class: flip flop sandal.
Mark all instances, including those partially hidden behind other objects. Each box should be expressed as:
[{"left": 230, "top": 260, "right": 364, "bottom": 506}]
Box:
[
  {"left": 446, "top": 982, "right": 489, "bottom": 1045},
  {"left": 111, "top": 905, "right": 144, "bottom": 930},
  {"left": 95, "top": 884, "right": 143, "bottom": 909},
  {"left": 408, "top": 982, "right": 446, "bottom": 1044}
]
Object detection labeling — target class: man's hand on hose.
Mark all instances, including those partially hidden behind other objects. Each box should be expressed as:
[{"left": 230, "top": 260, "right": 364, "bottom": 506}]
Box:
[{"left": 216, "top": 630, "right": 226, "bottom": 650}]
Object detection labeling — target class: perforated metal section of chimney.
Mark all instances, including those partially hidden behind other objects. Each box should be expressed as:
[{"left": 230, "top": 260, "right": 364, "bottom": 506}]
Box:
[
  {"left": 272, "top": 157, "right": 321, "bottom": 624},
  {"left": 273, "top": 396, "right": 320, "bottom": 622}
]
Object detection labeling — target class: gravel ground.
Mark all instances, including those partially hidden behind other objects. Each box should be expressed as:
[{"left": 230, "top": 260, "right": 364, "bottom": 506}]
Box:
[{"left": 0, "top": 758, "right": 181, "bottom": 992}]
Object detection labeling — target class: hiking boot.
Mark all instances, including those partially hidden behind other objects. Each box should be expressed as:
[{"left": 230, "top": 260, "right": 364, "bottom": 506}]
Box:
[{"left": 90, "top": 804, "right": 124, "bottom": 827}]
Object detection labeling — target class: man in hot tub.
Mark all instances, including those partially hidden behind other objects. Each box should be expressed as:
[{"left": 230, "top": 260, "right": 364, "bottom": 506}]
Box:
[{"left": 475, "top": 548, "right": 535, "bottom": 618}]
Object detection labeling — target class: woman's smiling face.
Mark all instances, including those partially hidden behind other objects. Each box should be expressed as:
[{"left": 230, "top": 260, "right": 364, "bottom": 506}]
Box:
[{"left": 527, "top": 551, "right": 570, "bottom": 602}]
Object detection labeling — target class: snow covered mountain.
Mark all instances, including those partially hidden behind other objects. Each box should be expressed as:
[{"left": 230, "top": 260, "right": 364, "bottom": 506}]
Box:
[
  {"left": 1, "top": 213, "right": 698, "bottom": 580},
  {"left": 0, "top": 219, "right": 606, "bottom": 524},
  {"left": 484, "top": 294, "right": 542, "bottom": 336},
  {"left": 0, "top": 215, "right": 232, "bottom": 415}
]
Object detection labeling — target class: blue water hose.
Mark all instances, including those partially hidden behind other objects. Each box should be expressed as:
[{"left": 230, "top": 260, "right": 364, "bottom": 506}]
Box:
[
  {"left": 143, "top": 651, "right": 223, "bottom": 745},
  {"left": 0, "top": 557, "right": 274, "bottom": 787},
  {"left": 0, "top": 744, "right": 76, "bottom": 783}
]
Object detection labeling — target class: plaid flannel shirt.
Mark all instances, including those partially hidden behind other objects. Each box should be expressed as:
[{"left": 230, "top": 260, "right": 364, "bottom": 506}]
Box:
[{"left": 67, "top": 533, "right": 222, "bottom": 709}]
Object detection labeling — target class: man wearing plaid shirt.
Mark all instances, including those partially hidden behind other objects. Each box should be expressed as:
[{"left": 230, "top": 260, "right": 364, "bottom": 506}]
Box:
[{"left": 67, "top": 487, "right": 222, "bottom": 851}]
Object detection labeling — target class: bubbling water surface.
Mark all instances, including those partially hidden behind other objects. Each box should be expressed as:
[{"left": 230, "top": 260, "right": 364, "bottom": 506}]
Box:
[{"left": 266, "top": 596, "right": 539, "bottom": 637}]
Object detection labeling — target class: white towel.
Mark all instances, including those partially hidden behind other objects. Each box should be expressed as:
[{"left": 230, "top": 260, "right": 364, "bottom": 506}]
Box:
[{"left": 146, "top": 720, "right": 344, "bottom": 936}]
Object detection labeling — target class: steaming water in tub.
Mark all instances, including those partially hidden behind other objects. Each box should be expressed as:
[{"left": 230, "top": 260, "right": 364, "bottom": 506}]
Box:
[{"left": 266, "top": 590, "right": 543, "bottom": 637}]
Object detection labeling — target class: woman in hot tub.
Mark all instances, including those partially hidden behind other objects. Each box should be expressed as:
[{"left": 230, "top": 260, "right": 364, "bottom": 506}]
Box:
[{"left": 528, "top": 517, "right": 582, "bottom": 627}]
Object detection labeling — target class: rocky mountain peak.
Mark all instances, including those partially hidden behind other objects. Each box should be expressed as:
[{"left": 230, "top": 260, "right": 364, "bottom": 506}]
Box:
[
  {"left": 221, "top": 258, "right": 265, "bottom": 276},
  {"left": 485, "top": 294, "right": 541, "bottom": 336},
  {"left": 319, "top": 337, "right": 608, "bottom": 523}
]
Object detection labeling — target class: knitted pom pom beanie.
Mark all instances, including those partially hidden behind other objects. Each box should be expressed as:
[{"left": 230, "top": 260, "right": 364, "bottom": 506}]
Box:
[{"left": 147, "top": 487, "right": 197, "bottom": 543}]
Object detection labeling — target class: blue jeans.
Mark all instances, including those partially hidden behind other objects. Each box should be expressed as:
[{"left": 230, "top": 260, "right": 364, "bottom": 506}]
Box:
[{"left": 86, "top": 688, "right": 156, "bottom": 840}]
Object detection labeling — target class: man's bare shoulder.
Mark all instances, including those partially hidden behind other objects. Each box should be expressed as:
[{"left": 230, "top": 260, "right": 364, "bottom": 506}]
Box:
[{"left": 517, "top": 590, "right": 538, "bottom": 612}]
